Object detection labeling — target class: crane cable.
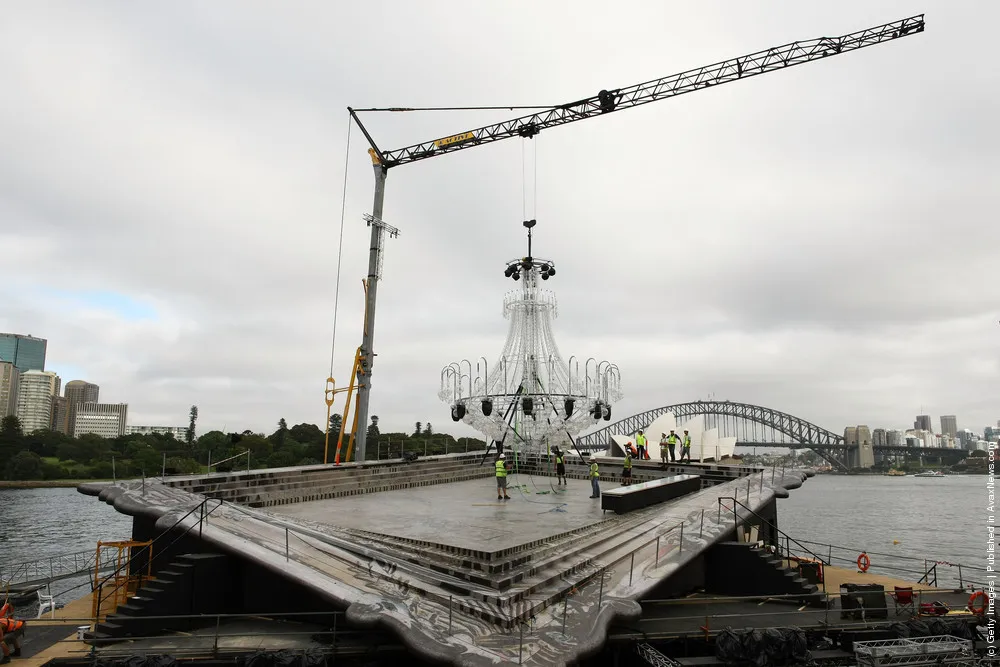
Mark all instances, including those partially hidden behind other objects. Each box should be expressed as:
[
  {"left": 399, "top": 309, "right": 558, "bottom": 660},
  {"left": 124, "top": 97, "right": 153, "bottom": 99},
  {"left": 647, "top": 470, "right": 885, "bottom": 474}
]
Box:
[
  {"left": 520, "top": 136, "right": 540, "bottom": 222},
  {"left": 329, "top": 112, "right": 352, "bottom": 378}
]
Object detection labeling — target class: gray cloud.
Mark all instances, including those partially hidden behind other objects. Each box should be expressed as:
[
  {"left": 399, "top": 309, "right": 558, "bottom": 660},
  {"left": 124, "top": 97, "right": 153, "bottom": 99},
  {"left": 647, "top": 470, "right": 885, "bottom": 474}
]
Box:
[{"left": 1, "top": 2, "right": 997, "bottom": 440}]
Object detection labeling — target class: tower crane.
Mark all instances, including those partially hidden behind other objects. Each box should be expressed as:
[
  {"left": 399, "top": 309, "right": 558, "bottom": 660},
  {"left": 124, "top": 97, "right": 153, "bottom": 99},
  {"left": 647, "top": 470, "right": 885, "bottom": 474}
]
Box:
[{"left": 341, "top": 14, "right": 925, "bottom": 461}]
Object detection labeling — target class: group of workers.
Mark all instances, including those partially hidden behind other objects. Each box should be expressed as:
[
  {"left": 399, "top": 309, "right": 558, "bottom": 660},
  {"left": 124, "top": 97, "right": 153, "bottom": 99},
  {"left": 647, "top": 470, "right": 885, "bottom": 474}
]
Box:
[
  {"left": 493, "top": 427, "right": 696, "bottom": 499},
  {"left": 629, "top": 429, "right": 692, "bottom": 463},
  {"left": 0, "top": 598, "right": 25, "bottom": 664}
]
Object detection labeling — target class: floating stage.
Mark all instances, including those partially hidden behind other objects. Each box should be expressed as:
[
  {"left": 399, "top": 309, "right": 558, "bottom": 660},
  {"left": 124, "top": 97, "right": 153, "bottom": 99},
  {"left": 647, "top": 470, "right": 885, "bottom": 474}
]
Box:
[{"left": 74, "top": 453, "right": 825, "bottom": 665}]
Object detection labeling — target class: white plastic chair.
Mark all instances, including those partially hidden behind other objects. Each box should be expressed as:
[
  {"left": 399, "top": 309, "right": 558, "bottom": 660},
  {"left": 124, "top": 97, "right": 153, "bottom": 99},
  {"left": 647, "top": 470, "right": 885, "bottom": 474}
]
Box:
[{"left": 36, "top": 585, "right": 55, "bottom": 619}]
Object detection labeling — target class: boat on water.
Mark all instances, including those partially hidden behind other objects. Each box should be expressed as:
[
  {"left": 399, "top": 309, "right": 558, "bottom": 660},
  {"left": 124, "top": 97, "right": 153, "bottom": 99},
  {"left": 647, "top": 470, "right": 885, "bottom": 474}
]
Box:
[
  {"left": 885, "top": 469, "right": 906, "bottom": 476},
  {"left": 913, "top": 470, "right": 946, "bottom": 477}
]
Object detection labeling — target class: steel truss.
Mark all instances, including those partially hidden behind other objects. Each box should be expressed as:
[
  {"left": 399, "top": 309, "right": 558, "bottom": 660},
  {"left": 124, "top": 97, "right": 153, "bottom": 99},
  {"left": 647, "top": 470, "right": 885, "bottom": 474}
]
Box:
[
  {"left": 575, "top": 400, "right": 850, "bottom": 470},
  {"left": 372, "top": 15, "right": 924, "bottom": 168}
]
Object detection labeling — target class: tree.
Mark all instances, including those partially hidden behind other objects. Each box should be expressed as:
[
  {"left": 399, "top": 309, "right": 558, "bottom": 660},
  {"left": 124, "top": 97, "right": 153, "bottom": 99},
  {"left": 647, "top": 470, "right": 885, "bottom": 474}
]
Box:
[
  {"left": 329, "top": 414, "right": 342, "bottom": 434},
  {"left": 1, "top": 415, "right": 23, "bottom": 439},
  {"left": 272, "top": 418, "right": 288, "bottom": 447},
  {"left": 414, "top": 422, "right": 422, "bottom": 436},
  {"left": 0, "top": 415, "right": 23, "bottom": 462},
  {"left": 425, "top": 423, "right": 433, "bottom": 436},
  {"left": 367, "top": 415, "right": 380, "bottom": 438},
  {"left": 186, "top": 405, "right": 198, "bottom": 446},
  {"left": 5, "top": 451, "right": 42, "bottom": 480}
]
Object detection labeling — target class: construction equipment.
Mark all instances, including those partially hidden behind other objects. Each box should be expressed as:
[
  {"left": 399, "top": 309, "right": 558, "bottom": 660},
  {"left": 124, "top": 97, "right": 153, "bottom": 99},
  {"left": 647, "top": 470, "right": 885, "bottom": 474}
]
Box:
[{"left": 344, "top": 14, "right": 925, "bottom": 460}]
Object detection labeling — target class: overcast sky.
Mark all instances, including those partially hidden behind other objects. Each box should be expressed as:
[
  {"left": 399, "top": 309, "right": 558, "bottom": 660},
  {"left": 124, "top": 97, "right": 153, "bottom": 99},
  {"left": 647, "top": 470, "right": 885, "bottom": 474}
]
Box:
[{"left": 2, "top": 2, "right": 997, "bottom": 441}]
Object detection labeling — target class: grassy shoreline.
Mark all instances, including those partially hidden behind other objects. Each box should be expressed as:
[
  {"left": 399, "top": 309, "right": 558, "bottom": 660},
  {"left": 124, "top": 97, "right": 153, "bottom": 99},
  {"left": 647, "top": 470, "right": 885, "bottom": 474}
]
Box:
[{"left": 0, "top": 479, "right": 111, "bottom": 489}]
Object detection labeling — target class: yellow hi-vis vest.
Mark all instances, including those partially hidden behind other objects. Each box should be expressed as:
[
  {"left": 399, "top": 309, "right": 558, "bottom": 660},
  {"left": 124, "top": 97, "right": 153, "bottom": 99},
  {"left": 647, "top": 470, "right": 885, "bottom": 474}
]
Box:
[
  {"left": 495, "top": 460, "right": 507, "bottom": 477},
  {"left": 590, "top": 462, "right": 599, "bottom": 478},
  {"left": 683, "top": 435, "right": 691, "bottom": 448},
  {"left": 636, "top": 434, "right": 647, "bottom": 447},
  {"left": 624, "top": 456, "right": 632, "bottom": 469},
  {"left": 667, "top": 434, "right": 679, "bottom": 445},
  {"left": 555, "top": 454, "right": 564, "bottom": 465}
]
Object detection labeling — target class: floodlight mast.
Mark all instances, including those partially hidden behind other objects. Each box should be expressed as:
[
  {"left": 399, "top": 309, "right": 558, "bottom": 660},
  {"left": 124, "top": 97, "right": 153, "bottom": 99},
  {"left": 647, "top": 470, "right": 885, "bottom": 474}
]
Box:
[{"left": 345, "top": 14, "right": 925, "bottom": 460}]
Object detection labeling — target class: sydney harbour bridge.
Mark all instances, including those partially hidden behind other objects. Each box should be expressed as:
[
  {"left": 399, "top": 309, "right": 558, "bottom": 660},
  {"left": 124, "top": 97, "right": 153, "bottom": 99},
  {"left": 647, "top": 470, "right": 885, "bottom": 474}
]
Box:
[{"left": 574, "top": 400, "right": 969, "bottom": 472}]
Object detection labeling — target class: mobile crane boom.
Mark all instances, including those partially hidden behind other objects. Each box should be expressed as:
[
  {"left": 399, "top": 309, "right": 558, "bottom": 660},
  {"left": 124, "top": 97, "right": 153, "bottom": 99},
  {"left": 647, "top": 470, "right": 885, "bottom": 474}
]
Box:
[{"left": 345, "top": 14, "right": 925, "bottom": 461}]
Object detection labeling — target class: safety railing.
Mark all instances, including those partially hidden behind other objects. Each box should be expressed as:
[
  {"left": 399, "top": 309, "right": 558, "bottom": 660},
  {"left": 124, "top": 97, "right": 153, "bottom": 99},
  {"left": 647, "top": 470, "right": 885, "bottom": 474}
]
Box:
[
  {"left": 616, "top": 588, "right": 991, "bottom": 642},
  {"left": 33, "top": 589, "right": 994, "bottom": 663},
  {"left": 0, "top": 547, "right": 122, "bottom": 589},
  {"left": 769, "top": 536, "right": 987, "bottom": 592},
  {"left": 717, "top": 495, "right": 828, "bottom": 565},
  {"left": 85, "top": 497, "right": 225, "bottom": 620}
]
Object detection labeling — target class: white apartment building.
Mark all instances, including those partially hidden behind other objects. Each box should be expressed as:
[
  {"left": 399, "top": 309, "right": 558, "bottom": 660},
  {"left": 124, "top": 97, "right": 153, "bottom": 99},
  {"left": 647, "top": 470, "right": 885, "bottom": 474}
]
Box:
[
  {"left": 74, "top": 402, "right": 128, "bottom": 438},
  {"left": 15, "top": 370, "right": 61, "bottom": 433},
  {"left": 127, "top": 425, "right": 188, "bottom": 440}
]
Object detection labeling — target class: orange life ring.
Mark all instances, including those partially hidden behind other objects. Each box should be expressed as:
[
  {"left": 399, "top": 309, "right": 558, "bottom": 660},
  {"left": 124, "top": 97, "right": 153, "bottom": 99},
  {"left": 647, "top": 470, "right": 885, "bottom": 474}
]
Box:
[
  {"left": 968, "top": 590, "right": 988, "bottom": 615},
  {"left": 857, "top": 552, "right": 870, "bottom": 572}
]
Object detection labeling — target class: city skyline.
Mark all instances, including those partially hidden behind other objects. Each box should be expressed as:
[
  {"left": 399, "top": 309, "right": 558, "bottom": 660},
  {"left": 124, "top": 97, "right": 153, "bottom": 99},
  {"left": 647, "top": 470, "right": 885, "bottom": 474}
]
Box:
[
  {"left": 1, "top": 3, "right": 996, "bottom": 438},
  {"left": 0, "top": 330, "right": 1000, "bottom": 442}
]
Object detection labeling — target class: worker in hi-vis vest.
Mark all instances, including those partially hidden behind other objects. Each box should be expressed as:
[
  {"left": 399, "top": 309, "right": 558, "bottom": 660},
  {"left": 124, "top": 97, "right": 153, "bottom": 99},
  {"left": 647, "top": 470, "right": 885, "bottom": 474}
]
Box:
[
  {"left": 621, "top": 449, "right": 633, "bottom": 486},
  {"left": 635, "top": 430, "right": 647, "bottom": 460},
  {"left": 665, "top": 430, "right": 681, "bottom": 464},
  {"left": 588, "top": 456, "right": 601, "bottom": 498},
  {"left": 680, "top": 430, "right": 692, "bottom": 462},
  {"left": 553, "top": 446, "right": 567, "bottom": 485},
  {"left": 659, "top": 432, "right": 673, "bottom": 464},
  {"left": 495, "top": 453, "right": 511, "bottom": 500}
]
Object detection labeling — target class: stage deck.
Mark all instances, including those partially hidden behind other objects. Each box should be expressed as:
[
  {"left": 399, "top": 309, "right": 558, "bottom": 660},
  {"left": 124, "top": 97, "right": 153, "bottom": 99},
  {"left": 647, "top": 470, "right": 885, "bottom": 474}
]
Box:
[
  {"left": 80, "top": 459, "right": 812, "bottom": 667},
  {"left": 273, "top": 477, "right": 609, "bottom": 557}
]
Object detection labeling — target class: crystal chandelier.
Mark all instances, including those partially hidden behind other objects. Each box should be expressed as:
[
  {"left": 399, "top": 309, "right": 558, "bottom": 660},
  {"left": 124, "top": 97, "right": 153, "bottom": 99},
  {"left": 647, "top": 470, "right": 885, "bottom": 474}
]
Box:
[{"left": 439, "top": 220, "right": 622, "bottom": 453}]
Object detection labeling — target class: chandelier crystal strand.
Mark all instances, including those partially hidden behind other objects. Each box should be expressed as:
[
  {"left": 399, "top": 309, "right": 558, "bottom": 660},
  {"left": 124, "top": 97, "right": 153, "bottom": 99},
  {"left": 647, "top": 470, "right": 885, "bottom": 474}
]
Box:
[{"left": 440, "top": 220, "right": 622, "bottom": 453}]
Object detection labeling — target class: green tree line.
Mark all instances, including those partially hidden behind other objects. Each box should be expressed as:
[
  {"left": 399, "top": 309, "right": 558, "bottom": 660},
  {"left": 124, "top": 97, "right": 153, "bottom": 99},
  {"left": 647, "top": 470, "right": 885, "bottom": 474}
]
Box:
[{"left": 0, "top": 414, "right": 487, "bottom": 482}]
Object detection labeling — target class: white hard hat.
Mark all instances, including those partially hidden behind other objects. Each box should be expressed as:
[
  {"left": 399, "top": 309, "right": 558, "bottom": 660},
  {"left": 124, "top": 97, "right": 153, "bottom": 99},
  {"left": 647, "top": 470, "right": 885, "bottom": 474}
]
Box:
[{"left": 498, "top": 453, "right": 505, "bottom": 459}]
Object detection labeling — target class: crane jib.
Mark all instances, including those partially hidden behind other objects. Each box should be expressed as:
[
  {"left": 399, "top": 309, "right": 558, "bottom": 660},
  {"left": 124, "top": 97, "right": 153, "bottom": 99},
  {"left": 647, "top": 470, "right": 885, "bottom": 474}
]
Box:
[{"left": 369, "top": 14, "right": 924, "bottom": 168}]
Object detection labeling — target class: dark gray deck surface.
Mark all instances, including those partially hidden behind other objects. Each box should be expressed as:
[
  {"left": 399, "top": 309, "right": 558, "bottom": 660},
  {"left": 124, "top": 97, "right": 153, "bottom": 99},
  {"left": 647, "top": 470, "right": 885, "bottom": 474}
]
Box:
[{"left": 272, "top": 476, "right": 612, "bottom": 555}]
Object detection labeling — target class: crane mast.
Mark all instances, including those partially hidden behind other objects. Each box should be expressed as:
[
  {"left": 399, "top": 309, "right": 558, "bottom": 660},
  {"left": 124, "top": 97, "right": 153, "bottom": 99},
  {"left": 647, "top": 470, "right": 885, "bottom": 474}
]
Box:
[{"left": 346, "top": 14, "right": 925, "bottom": 461}]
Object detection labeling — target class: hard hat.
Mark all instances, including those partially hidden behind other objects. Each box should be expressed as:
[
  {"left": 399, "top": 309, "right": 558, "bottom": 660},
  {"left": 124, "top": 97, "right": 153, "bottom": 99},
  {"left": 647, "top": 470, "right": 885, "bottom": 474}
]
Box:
[
  {"left": 499, "top": 453, "right": 505, "bottom": 459},
  {"left": 627, "top": 441, "right": 632, "bottom": 445}
]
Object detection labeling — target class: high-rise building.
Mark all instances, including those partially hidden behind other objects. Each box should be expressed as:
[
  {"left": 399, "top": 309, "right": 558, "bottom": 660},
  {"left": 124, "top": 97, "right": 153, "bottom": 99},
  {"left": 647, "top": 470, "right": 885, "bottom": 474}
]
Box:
[
  {"left": 886, "top": 429, "right": 904, "bottom": 446},
  {"left": 0, "top": 361, "right": 19, "bottom": 418},
  {"left": 872, "top": 428, "right": 887, "bottom": 447},
  {"left": 914, "top": 415, "right": 933, "bottom": 432},
  {"left": 15, "top": 370, "right": 61, "bottom": 433},
  {"left": 50, "top": 396, "right": 68, "bottom": 433},
  {"left": 940, "top": 415, "right": 958, "bottom": 438},
  {"left": 60, "top": 380, "right": 100, "bottom": 435},
  {"left": 0, "top": 333, "right": 47, "bottom": 373},
  {"left": 74, "top": 402, "right": 128, "bottom": 438}
]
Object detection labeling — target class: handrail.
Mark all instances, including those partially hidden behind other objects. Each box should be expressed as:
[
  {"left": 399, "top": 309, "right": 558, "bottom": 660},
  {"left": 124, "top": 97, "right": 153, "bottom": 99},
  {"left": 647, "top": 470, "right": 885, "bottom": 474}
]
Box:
[
  {"left": 0, "top": 548, "right": 120, "bottom": 588},
  {"left": 774, "top": 534, "right": 984, "bottom": 589},
  {"left": 717, "top": 496, "right": 827, "bottom": 565},
  {"left": 87, "top": 496, "right": 225, "bottom": 619}
]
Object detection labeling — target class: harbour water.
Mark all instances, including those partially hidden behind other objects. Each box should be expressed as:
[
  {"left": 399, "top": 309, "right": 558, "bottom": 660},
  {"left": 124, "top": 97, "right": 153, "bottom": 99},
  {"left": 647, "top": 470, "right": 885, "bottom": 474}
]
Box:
[{"left": 0, "top": 472, "right": 988, "bottom": 610}]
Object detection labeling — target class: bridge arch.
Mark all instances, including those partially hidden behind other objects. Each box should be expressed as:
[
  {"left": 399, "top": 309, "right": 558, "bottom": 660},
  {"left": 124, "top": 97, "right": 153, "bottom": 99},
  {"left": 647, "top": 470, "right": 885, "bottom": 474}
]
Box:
[{"left": 575, "top": 400, "right": 847, "bottom": 468}]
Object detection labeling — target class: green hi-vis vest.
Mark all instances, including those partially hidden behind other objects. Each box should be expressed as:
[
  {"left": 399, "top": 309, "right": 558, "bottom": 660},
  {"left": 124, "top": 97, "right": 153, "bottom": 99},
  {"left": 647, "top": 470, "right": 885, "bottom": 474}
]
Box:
[
  {"left": 590, "top": 462, "right": 600, "bottom": 478},
  {"left": 555, "top": 455, "right": 564, "bottom": 465},
  {"left": 624, "top": 456, "right": 632, "bottom": 469},
  {"left": 636, "top": 434, "right": 647, "bottom": 447},
  {"left": 667, "top": 434, "right": 679, "bottom": 445},
  {"left": 496, "top": 460, "right": 507, "bottom": 477},
  {"left": 683, "top": 435, "right": 692, "bottom": 448}
]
